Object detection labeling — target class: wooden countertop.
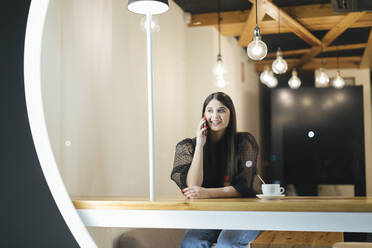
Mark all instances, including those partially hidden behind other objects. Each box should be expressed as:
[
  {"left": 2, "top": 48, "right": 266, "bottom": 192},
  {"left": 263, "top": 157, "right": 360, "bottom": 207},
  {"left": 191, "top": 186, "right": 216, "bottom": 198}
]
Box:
[{"left": 72, "top": 196, "right": 372, "bottom": 212}]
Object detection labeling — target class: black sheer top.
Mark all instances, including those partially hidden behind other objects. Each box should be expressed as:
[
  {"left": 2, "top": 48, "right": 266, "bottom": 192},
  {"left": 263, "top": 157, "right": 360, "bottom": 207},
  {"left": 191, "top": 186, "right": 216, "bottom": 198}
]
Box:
[{"left": 170, "top": 132, "right": 258, "bottom": 197}]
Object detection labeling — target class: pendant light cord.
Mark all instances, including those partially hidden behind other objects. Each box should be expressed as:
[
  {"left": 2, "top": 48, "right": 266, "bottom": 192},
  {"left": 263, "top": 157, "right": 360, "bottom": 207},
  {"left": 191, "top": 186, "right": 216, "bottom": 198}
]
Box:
[
  {"left": 278, "top": 6, "right": 280, "bottom": 34},
  {"left": 255, "top": 0, "right": 258, "bottom": 26},
  {"left": 320, "top": 45, "right": 324, "bottom": 68},
  {"left": 218, "top": 0, "right": 221, "bottom": 56},
  {"left": 336, "top": 45, "right": 340, "bottom": 72}
]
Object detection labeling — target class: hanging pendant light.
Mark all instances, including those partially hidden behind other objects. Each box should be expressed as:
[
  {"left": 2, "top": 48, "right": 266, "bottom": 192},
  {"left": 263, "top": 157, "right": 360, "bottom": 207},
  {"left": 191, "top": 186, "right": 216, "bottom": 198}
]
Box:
[
  {"left": 332, "top": 46, "right": 345, "bottom": 89},
  {"left": 247, "top": 0, "right": 267, "bottom": 61},
  {"left": 272, "top": 48, "right": 288, "bottom": 74},
  {"left": 213, "top": 0, "right": 228, "bottom": 88},
  {"left": 266, "top": 73, "right": 278, "bottom": 88},
  {"left": 213, "top": 0, "right": 225, "bottom": 78},
  {"left": 247, "top": 27, "right": 267, "bottom": 60},
  {"left": 128, "top": 0, "right": 169, "bottom": 15},
  {"left": 315, "top": 67, "right": 330, "bottom": 86},
  {"left": 332, "top": 71, "right": 345, "bottom": 89},
  {"left": 272, "top": 9, "right": 287, "bottom": 74},
  {"left": 315, "top": 45, "right": 329, "bottom": 86},
  {"left": 288, "top": 68, "right": 301, "bottom": 89},
  {"left": 260, "top": 66, "right": 271, "bottom": 84},
  {"left": 260, "top": 65, "right": 277, "bottom": 88},
  {"left": 213, "top": 54, "right": 226, "bottom": 77}
]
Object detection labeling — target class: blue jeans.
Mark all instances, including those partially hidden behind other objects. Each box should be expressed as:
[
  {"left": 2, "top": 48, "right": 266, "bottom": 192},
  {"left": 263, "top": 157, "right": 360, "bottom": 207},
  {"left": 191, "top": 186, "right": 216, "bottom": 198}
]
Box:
[{"left": 180, "top": 229, "right": 260, "bottom": 248}]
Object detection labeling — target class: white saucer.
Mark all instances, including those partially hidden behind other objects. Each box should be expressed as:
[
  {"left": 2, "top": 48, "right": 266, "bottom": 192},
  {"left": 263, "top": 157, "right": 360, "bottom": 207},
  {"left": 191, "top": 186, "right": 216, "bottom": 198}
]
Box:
[{"left": 256, "top": 194, "right": 285, "bottom": 200}]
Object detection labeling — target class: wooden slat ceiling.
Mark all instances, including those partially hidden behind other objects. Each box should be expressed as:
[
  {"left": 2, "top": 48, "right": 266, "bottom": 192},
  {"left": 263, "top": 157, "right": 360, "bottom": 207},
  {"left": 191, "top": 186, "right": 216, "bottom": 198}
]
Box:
[{"left": 173, "top": 0, "right": 372, "bottom": 72}]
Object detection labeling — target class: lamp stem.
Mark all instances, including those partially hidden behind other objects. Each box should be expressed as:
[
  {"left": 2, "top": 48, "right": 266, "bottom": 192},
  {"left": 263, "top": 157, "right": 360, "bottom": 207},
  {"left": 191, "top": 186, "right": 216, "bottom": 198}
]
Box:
[{"left": 146, "top": 13, "right": 155, "bottom": 201}]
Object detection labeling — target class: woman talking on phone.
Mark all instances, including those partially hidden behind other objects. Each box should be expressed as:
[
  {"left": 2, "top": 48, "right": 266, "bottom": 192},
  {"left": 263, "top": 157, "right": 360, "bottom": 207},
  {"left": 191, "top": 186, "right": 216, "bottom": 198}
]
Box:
[{"left": 171, "top": 92, "right": 260, "bottom": 248}]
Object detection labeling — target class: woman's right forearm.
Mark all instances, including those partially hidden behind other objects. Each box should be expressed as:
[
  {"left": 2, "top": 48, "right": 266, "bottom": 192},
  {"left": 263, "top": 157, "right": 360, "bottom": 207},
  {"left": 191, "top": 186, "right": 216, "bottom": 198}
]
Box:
[{"left": 186, "top": 144, "right": 204, "bottom": 187}]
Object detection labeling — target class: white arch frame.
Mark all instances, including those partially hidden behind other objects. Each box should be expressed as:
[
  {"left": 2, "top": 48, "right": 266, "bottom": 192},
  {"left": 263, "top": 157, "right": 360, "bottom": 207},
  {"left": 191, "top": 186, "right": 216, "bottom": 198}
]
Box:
[{"left": 24, "top": 0, "right": 97, "bottom": 247}]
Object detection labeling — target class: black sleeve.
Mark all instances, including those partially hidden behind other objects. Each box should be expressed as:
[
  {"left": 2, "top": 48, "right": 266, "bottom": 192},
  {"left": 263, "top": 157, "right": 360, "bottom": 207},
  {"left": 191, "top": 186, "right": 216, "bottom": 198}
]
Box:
[
  {"left": 231, "top": 133, "right": 259, "bottom": 197},
  {"left": 170, "top": 138, "right": 195, "bottom": 190}
]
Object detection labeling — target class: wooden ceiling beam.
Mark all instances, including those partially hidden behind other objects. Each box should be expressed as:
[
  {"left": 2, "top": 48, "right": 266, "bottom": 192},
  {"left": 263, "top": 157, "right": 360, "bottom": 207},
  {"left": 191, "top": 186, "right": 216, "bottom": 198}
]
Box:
[
  {"left": 254, "top": 58, "right": 298, "bottom": 65},
  {"left": 325, "top": 43, "right": 367, "bottom": 52},
  {"left": 280, "top": 3, "right": 339, "bottom": 20},
  {"left": 189, "top": 4, "right": 340, "bottom": 27},
  {"left": 189, "top": 8, "right": 372, "bottom": 37},
  {"left": 295, "top": 12, "right": 366, "bottom": 69},
  {"left": 219, "top": 13, "right": 372, "bottom": 37},
  {"left": 255, "top": 56, "right": 361, "bottom": 71},
  {"left": 360, "top": 29, "right": 372, "bottom": 68},
  {"left": 260, "top": 13, "right": 372, "bottom": 34},
  {"left": 263, "top": 0, "right": 321, "bottom": 47},
  {"left": 322, "top": 12, "right": 366, "bottom": 47},
  {"left": 295, "top": 46, "right": 322, "bottom": 68},
  {"left": 266, "top": 48, "right": 310, "bottom": 58},
  {"left": 238, "top": 5, "right": 259, "bottom": 46},
  {"left": 255, "top": 56, "right": 361, "bottom": 66},
  {"left": 266, "top": 43, "right": 367, "bottom": 59},
  {"left": 189, "top": 10, "right": 249, "bottom": 27},
  {"left": 302, "top": 57, "right": 361, "bottom": 70}
]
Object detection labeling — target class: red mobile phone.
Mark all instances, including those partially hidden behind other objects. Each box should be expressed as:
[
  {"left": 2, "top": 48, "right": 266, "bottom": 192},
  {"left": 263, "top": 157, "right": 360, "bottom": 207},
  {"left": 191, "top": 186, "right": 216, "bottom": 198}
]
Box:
[{"left": 204, "top": 116, "right": 208, "bottom": 128}]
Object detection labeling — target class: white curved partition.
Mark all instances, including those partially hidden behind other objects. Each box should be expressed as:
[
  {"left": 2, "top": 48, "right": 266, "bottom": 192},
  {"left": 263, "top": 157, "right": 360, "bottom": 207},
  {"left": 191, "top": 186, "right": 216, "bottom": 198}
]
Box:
[{"left": 24, "top": 1, "right": 97, "bottom": 247}]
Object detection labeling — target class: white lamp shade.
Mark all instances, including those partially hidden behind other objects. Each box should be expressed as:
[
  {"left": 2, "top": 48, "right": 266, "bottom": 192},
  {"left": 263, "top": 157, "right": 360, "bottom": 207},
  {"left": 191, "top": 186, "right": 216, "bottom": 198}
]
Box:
[{"left": 128, "top": 0, "right": 169, "bottom": 15}]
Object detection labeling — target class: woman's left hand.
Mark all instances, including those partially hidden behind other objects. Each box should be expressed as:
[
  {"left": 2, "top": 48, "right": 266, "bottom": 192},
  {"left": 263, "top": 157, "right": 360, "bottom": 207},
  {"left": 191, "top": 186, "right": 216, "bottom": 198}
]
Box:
[{"left": 182, "top": 186, "right": 210, "bottom": 199}]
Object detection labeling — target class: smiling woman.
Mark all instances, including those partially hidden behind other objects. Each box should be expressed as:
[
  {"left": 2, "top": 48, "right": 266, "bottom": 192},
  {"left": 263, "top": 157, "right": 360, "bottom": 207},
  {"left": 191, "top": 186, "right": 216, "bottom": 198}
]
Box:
[{"left": 171, "top": 92, "right": 261, "bottom": 248}]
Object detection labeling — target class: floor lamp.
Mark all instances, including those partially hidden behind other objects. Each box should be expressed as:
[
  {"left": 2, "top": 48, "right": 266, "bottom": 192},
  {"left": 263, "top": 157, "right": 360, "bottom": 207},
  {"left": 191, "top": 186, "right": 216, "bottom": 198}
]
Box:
[{"left": 127, "top": 0, "right": 169, "bottom": 201}]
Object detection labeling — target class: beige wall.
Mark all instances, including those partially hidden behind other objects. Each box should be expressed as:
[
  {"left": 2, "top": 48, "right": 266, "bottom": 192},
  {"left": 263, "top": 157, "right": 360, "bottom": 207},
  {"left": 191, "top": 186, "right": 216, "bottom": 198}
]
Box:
[
  {"left": 42, "top": 0, "right": 260, "bottom": 198},
  {"left": 42, "top": 1, "right": 260, "bottom": 247},
  {"left": 42, "top": 0, "right": 62, "bottom": 168}
]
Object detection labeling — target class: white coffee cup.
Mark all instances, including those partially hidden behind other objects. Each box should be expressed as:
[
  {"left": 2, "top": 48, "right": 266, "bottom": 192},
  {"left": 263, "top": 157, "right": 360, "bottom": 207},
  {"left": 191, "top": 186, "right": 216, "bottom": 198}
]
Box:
[{"left": 262, "top": 184, "right": 285, "bottom": 195}]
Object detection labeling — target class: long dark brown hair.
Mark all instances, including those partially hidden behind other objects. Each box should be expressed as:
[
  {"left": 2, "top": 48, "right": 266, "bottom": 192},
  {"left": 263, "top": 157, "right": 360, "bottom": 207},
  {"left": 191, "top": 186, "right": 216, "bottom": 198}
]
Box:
[{"left": 202, "top": 92, "right": 237, "bottom": 181}]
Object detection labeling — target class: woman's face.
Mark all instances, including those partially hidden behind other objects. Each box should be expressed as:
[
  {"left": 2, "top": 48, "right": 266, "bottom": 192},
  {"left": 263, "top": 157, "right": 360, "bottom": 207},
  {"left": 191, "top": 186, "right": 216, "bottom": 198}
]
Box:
[{"left": 204, "top": 99, "right": 230, "bottom": 132}]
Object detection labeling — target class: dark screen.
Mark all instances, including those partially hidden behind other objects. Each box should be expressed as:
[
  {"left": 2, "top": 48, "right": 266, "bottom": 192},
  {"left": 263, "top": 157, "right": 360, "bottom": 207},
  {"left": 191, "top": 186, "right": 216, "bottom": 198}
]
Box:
[{"left": 270, "top": 86, "right": 365, "bottom": 195}]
